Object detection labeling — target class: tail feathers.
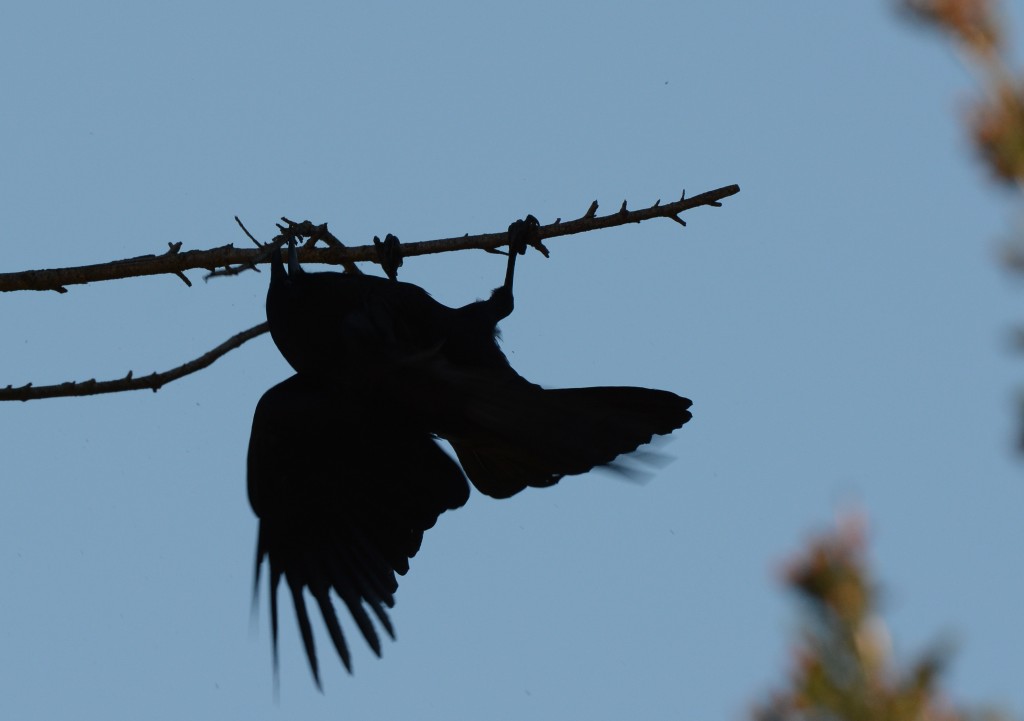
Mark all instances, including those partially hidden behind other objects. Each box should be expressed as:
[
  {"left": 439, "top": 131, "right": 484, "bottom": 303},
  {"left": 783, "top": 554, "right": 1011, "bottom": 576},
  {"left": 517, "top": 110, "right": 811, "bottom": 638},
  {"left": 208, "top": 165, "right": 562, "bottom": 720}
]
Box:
[{"left": 447, "top": 385, "right": 692, "bottom": 499}]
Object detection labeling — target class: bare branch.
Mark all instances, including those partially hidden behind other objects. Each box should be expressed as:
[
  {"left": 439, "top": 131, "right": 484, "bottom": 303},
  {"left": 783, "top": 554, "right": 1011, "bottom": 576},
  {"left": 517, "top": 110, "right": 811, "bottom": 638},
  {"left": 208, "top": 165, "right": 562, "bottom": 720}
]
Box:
[
  {"left": 0, "top": 184, "right": 739, "bottom": 293},
  {"left": 0, "top": 323, "right": 268, "bottom": 401}
]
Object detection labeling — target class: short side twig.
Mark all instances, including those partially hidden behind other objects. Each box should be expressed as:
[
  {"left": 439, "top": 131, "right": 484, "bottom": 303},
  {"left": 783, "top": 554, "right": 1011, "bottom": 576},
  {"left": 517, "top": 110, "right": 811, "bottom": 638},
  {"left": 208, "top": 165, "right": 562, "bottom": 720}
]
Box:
[{"left": 0, "top": 323, "right": 268, "bottom": 401}]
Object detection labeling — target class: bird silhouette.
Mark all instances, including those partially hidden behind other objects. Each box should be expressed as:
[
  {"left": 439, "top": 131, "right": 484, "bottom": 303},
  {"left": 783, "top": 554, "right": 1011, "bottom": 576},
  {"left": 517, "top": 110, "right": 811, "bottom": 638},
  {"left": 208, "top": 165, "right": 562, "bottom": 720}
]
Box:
[
  {"left": 249, "top": 217, "right": 692, "bottom": 685},
  {"left": 265, "top": 218, "right": 692, "bottom": 498}
]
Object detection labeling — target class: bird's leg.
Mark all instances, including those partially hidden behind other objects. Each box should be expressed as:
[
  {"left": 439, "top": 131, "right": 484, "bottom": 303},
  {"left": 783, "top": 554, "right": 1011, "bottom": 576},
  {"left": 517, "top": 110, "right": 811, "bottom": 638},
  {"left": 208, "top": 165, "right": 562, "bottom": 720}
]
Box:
[
  {"left": 503, "top": 215, "right": 539, "bottom": 294},
  {"left": 374, "top": 234, "right": 404, "bottom": 282},
  {"left": 487, "top": 215, "right": 540, "bottom": 322}
]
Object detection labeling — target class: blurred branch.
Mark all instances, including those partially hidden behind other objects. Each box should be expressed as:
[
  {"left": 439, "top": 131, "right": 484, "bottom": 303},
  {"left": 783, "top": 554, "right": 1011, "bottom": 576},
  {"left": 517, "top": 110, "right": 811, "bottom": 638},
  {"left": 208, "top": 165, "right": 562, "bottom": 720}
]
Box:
[
  {"left": 0, "top": 323, "right": 267, "bottom": 401},
  {"left": 0, "top": 184, "right": 740, "bottom": 293},
  {"left": 752, "top": 514, "right": 1009, "bottom": 721}
]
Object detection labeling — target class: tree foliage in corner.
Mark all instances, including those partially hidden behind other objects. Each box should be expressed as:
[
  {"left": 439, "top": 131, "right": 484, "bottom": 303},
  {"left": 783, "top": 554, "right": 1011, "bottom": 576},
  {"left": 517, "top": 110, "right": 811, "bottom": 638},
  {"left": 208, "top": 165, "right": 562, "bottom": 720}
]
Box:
[
  {"left": 902, "top": 0, "right": 1024, "bottom": 184},
  {"left": 753, "top": 516, "right": 1009, "bottom": 721},
  {"left": 900, "top": 0, "right": 1024, "bottom": 445}
]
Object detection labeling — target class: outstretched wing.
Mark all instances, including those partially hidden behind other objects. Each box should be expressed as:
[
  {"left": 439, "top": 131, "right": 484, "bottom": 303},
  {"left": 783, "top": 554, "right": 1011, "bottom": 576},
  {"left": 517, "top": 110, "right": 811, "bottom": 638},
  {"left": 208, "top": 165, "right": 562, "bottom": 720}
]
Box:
[
  {"left": 247, "top": 375, "right": 469, "bottom": 687},
  {"left": 444, "top": 383, "right": 693, "bottom": 498}
]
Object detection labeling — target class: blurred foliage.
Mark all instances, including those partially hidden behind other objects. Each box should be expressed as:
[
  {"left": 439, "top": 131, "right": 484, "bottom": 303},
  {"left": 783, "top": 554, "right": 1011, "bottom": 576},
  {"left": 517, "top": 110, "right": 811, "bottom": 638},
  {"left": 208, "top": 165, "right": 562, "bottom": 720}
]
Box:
[
  {"left": 901, "top": 0, "right": 1024, "bottom": 185},
  {"left": 899, "top": 1, "right": 1024, "bottom": 445},
  {"left": 752, "top": 515, "right": 1009, "bottom": 721},
  {"left": 752, "top": 7, "right": 1021, "bottom": 718}
]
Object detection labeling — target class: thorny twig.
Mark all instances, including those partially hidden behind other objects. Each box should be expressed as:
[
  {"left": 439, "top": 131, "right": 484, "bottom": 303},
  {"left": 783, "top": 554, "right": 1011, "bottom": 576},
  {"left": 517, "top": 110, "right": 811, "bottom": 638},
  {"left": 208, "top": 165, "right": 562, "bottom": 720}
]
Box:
[{"left": 0, "top": 184, "right": 739, "bottom": 293}]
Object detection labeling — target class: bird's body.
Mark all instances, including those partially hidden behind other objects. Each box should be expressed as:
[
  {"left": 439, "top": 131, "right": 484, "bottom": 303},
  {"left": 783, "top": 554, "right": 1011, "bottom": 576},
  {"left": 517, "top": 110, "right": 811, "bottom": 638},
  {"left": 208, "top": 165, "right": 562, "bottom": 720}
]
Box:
[
  {"left": 267, "top": 258, "right": 523, "bottom": 389},
  {"left": 266, "top": 244, "right": 692, "bottom": 498}
]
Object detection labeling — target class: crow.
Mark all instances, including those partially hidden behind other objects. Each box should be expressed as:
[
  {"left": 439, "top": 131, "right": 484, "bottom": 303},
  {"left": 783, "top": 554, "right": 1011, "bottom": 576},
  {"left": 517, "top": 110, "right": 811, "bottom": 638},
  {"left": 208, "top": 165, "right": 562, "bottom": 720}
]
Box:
[
  {"left": 249, "top": 218, "right": 692, "bottom": 686},
  {"left": 265, "top": 218, "right": 693, "bottom": 499},
  {"left": 248, "top": 373, "right": 469, "bottom": 688}
]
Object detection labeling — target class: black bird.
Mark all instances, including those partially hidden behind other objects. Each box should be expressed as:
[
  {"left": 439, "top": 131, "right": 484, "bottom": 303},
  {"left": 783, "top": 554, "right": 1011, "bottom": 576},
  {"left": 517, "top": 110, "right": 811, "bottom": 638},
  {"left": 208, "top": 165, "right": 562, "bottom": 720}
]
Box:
[
  {"left": 248, "top": 373, "right": 469, "bottom": 688},
  {"left": 266, "top": 219, "right": 693, "bottom": 499},
  {"left": 249, "top": 218, "right": 692, "bottom": 685}
]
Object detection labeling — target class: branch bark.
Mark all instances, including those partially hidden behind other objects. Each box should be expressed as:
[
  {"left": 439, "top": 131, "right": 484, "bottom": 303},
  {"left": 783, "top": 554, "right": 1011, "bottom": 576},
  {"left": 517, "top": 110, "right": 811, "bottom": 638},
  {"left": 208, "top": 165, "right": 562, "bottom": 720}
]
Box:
[{"left": 0, "top": 184, "right": 739, "bottom": 293}]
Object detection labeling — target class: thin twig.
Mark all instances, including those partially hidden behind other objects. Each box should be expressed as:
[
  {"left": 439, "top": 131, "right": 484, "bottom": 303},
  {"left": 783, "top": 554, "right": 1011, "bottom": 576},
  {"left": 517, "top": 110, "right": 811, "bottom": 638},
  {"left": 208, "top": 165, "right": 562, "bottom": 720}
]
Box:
[
  {"left": 0, "top": 323, "right": 268, "bottom": 401},
  {"left": 0, "top": 184, "right": 739, "bottom": 293},
  {"left": 235, "top": 216, "right": 263, "bottom": 249}
]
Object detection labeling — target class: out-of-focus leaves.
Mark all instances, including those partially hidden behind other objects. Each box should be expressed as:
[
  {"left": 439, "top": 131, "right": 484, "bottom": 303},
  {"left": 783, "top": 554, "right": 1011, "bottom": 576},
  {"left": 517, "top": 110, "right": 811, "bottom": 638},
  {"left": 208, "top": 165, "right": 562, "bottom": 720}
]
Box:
[
  {"left": 752, "top": 515, "right": 1012, "bottom": 721},
  {"left": 902, "top": 0, "right": 1002, "bottom": 54},
  {"left": 971, "top": 87, "right": 1024, "bottom": 183},
  {"left": 900, "top": 0, "right": 1024, "bottom": 448},
  {"left": 900, "top": 0, "right": 1023, "bottom": 186}
]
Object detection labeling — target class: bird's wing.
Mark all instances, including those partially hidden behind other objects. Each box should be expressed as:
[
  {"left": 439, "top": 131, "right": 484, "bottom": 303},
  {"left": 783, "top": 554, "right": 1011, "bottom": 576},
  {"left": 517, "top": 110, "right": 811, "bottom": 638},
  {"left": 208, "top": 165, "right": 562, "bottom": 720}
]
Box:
[
  {"left": 247, "top": 375, "right": 469, "bottom": 687},
  {"left": 444, "top": 383, "right": 693, "bottom": 499}
]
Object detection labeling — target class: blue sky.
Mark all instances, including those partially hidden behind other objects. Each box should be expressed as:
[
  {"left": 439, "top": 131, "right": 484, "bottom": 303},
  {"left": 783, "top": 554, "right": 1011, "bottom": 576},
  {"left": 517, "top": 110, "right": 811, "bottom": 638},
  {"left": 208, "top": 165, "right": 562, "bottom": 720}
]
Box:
[{"left": 2, "top": 2, "right": 1022, "bottom": 719}]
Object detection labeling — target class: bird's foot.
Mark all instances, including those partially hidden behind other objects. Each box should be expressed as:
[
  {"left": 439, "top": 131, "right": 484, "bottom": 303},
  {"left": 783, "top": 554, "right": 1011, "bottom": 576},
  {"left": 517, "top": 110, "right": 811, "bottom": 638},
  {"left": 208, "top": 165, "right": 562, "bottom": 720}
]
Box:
[
  {"left": 374, "top": 233, "right": 404, "bottom": 282},
  {"left": 507, "top": 215, "right": 543, "bottom": 257}
]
